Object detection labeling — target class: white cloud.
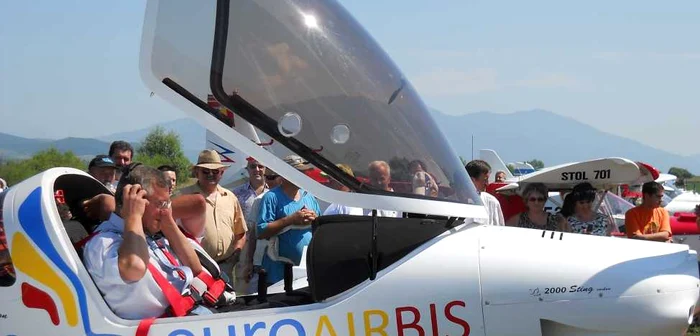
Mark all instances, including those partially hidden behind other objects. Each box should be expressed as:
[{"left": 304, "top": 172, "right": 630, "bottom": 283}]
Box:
[
  {"left": 514, "top": 73, "right": 581, "bottom": 89},
  {"left": 411, "top": 68, "right": 500, "bottom": 96}
]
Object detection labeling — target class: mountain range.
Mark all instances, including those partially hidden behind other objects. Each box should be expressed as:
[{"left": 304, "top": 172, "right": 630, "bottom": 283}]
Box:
[{"left": 1, "top": 109, "right": 699, "bottom": 174}]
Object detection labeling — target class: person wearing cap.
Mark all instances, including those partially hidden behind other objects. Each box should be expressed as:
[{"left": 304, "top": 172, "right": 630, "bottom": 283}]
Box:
[
  {"left": 176, "top": 149, "right": 247, "bottom": 285},
  {"left": 565, "top": 183, "right": 612, "bottom": 236},
  {"left": 88, "top": 155, "right": 118, "bottom": 193},
  {"left": 231, "top": 158, "right": 269, "bottom": 294},
  {"left": 256, "top": 155, "right": 321, "bottom": 286},
  {"left": 322, "top": 164, "right": 364, "bottom": 216}
]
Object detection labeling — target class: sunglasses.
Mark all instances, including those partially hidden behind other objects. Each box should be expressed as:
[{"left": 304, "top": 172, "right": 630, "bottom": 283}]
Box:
[
  {"left": 201, "top": 168, "right": 222, "bottom": 175},
  {"left": 528, "top": 197, "right": 546, "bottom": 203},
  {"left": 577, "top": 199, "right": 592, "bottom": 204},
  {"left": 265, "top": 175, "right": 279, "bottom": 180}
]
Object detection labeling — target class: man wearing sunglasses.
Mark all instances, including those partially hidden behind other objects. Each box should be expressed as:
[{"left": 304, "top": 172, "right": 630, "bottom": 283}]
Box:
[
  {"left": 624, "top": 181, "right": 672, "bottom": 242},
  {"left": 83, "top": 164, "right": 213, "bottom": 319},
  {"left": 177, "top": 149, "right": 247, "bottom": 285}
]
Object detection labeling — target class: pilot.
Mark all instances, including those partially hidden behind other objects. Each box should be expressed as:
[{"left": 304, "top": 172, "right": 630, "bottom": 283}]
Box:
[
  {"left": 624, "top": 181, "right": 672, "bottom": 242},
  {"left": 83, "top": 164, "right": 213, "bottom": 319},
  {"left": 256, "top": 155, "right": 321, "bottom": 286}
]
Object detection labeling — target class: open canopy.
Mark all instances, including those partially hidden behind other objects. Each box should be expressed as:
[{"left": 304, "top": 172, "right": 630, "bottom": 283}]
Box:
[{"left": 140, "top": 0, "right": 484, "bottom": 217}]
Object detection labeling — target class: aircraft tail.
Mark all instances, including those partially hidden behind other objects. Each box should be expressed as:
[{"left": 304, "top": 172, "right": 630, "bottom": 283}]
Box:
[
  {"left": 206, "top": 130, "right": 248, "bottom": 189},
  {"left": 479, "top": 149, "right": 514, "bottom": 182}
]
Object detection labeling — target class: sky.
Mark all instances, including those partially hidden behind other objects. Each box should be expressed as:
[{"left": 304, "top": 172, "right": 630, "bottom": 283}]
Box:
[{"left": 1, "top": 1, "right": 698, "bottom": 155}]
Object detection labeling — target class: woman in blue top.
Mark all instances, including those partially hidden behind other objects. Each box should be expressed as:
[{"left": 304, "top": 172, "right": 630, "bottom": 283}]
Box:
[{"left": 256, "top": 155, "right": 321, "bottom": 285}]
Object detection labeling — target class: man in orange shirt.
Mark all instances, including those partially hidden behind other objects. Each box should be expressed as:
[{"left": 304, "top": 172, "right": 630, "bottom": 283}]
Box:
[{"left": 624, "top": 181, "right": 672, "bottom": 242}]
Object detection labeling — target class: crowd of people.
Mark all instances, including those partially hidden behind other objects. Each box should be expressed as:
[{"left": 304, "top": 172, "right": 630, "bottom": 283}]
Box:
[{"left": 0, "top": 140, "right": 694, "bottom": 322}]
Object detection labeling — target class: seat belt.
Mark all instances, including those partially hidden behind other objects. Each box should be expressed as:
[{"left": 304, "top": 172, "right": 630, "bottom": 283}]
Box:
[{"left": 135, "top": 262, "right": 197, "bottom": 336}]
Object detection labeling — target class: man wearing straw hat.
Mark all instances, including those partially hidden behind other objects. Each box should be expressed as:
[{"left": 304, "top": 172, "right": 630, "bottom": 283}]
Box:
[{"left": 177, "top": 149, "right": 247, "bottom": 285}]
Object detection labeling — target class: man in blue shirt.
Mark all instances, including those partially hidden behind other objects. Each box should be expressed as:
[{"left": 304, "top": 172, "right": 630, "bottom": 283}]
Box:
[{"left": 256, "top": 155, "right": 321, "bottom": 285}]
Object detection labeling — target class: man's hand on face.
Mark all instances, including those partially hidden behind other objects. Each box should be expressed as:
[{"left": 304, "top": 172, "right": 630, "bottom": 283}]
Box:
[
  {"left": 159, "top": 207, "right": 178, "bottom": 234},
  {"left": 121, "top": 184, "right": 149, "bottom": 221}
]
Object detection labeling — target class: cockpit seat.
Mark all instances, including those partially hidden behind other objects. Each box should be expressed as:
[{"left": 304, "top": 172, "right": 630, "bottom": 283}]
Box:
[
  {"left": 53, "top": 173, "right": 113, "bottom": 243},
  {"left": 307, "top": 214, "right": 452, "bottom": 302}
]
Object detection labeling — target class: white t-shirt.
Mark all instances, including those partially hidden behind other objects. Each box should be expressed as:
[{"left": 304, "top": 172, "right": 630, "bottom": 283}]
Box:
[
  {"left": 477, "top": 192, "right": 505, "bottom": 226},
  {"left": 323, "top": 203, "right": 364, "bottom": 216},
  {"left": 363, "top": 208, "right": 402, "bottom": 218},
  {"left": 84, "top": 214, "right": 190, "bottom": 320}
]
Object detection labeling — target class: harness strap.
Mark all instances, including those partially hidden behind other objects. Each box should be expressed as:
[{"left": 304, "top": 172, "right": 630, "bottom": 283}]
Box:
[
  {"left": 135, "top": 317, "right": 156, "bottom": 336},
  {"left": 193, "top": 271, "right": 226, "bottom": 306},
  {"left": 74, "top": 232, "right": 99, "bottom": 249},
  {"left": 133, "top": 265, "right": 196, "bottom": 336},
  {"left": 153, "top": 239, "right": 186, "bottom": 280},
  {"left": 146, "top": 263, "right": 196, "bottom": 317}
]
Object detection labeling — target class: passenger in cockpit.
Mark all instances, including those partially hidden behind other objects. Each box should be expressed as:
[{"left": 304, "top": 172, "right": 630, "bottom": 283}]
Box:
[{"left": 83, "top": 164, "right": 214, "bottom": 319}]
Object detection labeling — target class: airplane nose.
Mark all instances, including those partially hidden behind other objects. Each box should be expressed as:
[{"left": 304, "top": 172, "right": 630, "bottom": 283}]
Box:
[{"left": 478, "top": 227, "right": 700, "bottom": 336}]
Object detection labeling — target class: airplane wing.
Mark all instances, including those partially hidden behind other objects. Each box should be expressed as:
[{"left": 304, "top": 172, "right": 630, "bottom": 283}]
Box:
[{"left": 496, "top": 157, "right": 642, "bottom": 192}]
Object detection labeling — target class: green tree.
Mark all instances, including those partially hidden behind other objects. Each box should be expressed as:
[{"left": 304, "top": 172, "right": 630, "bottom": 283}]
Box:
[
  {"left": 668, "top": 167, "right": 694, "bottom": 187},
  {"left": 0, "top": 148, "right": 86, "bottom": 186},
  {"left": 506, "top": 164, "right": 516, "bottom": 175},
  {"left": 133, "top": 126, "right": 192, "bottom": 183},
  {"left": 526, "top": 159, "right": 544, "bottom": 170}
]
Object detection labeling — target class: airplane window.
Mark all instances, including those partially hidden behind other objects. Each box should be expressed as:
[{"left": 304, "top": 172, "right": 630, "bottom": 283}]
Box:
[{"left": 0, "top": 191, "right": 16, "bottom": 287}]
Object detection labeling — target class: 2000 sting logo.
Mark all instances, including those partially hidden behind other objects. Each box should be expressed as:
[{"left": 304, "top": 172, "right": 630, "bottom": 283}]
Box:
[{"left": 543, "top": 286, "right": 593, "bottom": 295}]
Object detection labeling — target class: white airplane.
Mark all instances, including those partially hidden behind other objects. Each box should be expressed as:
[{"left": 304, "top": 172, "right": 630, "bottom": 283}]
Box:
[
  {"left": 487, "top": 155, "right": 650, "bottom": 228},
  {"left": 480, "top": 149, "right": 700, "bottom": 260},
  {"left": 1, "top": 2, "right": 699, "bottom": 336}
]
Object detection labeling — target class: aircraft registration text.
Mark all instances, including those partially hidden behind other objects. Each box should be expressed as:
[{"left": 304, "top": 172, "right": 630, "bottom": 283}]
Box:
[{"left": 560, "top": 170, "right": 611, "bottom": 181}]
